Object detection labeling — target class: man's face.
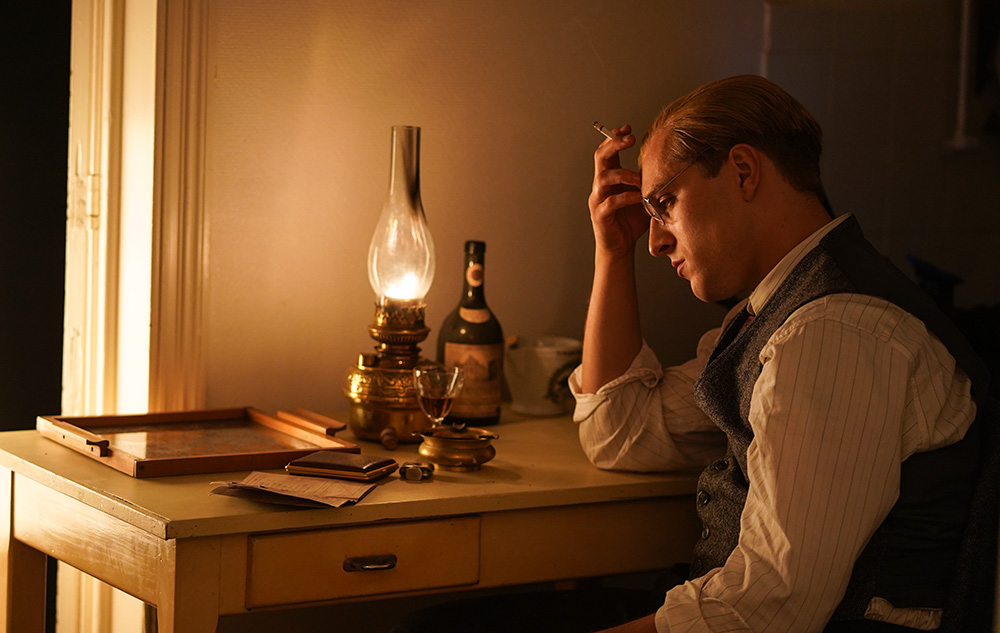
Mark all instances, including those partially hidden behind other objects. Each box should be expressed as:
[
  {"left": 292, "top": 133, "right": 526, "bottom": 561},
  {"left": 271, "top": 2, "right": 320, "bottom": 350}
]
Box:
[{"left": 640, "top": 132, "right": 756, "bottom": 303}]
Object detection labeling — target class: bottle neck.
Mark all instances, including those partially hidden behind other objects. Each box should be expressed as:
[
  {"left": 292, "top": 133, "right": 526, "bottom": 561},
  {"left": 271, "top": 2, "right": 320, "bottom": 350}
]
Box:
[{"left": 460, "top": 253, "right": 487, "bottom": 308}]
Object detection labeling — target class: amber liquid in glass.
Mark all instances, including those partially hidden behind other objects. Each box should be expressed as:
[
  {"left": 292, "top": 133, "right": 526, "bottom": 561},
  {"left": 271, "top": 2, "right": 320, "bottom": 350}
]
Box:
[{"left": 418, "top": 395, "right": 455, "bottom": 423}]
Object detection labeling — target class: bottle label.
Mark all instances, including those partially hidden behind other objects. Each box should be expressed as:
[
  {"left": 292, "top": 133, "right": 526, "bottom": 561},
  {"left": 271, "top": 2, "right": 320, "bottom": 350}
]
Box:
[
  {"left": 444, "top": 342, "right": 503, "bottom": 417},
  {"left": 459, "top": 308, "right": 491, "bottom": 323},
  {"left": 466, "top": 263, "right": 484, "bottom": 288}
]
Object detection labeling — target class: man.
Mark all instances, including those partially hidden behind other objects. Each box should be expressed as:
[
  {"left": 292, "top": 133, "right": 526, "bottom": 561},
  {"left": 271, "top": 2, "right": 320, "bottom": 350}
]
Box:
[{"left": 572, "top": 75, "right": 989, "bottom": 632}]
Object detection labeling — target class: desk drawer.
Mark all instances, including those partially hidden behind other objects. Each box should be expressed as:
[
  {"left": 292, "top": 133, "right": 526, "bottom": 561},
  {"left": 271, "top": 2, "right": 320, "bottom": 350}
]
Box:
[{"left": 246, "top": 516, "right": 480, "bottom": 607}]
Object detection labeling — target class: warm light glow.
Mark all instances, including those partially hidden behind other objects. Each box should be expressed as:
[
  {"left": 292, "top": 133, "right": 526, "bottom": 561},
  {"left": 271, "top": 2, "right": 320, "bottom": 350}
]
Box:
[
  {"left": 117, "top": 7, "right": 157, "bottom": 414},
  {"left": 384, "top": 272, "right": 422, "bottom": 300},
  {"left": 367, "top": 199, "right": 435, "bottom": 301}
]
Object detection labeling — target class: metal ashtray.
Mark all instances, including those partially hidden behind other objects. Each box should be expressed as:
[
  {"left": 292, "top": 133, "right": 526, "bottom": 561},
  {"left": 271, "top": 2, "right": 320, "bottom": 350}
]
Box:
[{"left": 416, "top": 425, "right": 499, "bottom": 471}]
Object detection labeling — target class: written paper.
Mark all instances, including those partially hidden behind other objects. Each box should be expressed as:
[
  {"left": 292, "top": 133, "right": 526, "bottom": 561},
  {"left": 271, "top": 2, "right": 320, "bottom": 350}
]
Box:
[{"left": 211, "top": 471, "right": 376, "bottom": 508}]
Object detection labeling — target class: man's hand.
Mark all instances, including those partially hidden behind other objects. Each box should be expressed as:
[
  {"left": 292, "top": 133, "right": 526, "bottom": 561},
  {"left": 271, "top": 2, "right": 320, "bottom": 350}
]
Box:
[
  {"left": 589, "top": 124, "right": 646, "bottom": 259},
  {"left": 580, "top": 124, "right": 647, "bottom": 393}
]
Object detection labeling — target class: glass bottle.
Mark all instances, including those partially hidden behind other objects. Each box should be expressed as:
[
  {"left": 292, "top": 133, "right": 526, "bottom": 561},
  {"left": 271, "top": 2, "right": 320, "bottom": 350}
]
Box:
[{"left": 437, "top": 241, "right": 504, "bottom": 426}]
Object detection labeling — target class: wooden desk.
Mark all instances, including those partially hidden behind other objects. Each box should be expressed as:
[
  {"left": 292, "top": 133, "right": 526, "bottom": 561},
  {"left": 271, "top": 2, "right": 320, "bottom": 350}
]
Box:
[{"left": 0, "top": 413, "right": 701, "bottom": 633}]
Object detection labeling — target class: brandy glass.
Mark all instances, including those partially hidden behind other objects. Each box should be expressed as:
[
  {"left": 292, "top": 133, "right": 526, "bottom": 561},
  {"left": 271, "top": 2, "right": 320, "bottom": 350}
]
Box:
[{"left": 413, "top": 365, "right": 464, "bottom": 429}]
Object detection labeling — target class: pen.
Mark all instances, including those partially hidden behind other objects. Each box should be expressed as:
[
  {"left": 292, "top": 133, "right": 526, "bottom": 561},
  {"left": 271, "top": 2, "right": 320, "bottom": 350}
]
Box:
[{"left": 592, "top": 121, "right": 617, "bottom": 139}]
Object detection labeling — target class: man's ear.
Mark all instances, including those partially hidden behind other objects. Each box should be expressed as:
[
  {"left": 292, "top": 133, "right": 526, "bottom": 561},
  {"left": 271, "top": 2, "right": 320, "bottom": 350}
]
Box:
[{"left": 729, "top": 144, "right": 760, "bottom": 201}]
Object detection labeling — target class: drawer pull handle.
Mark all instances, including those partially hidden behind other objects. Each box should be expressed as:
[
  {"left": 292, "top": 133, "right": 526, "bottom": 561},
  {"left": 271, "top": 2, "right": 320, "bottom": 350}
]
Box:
[{"left": 343, "top": 554, "right": 397, "bottom": 572}]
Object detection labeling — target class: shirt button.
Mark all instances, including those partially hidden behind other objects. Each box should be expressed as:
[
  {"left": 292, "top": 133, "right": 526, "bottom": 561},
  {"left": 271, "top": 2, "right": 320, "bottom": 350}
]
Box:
[
  {"left": 701, "top": 526, "right": 711, "bottom": 540},
  {"left": 713, "top": 459, "right": 730, "bottom": 471},
  {"left": 698, "top": 490, "right": 710, "bottom": 505},
  {"left": 692, "top": 558, "right": 703, "bottom": 575}
]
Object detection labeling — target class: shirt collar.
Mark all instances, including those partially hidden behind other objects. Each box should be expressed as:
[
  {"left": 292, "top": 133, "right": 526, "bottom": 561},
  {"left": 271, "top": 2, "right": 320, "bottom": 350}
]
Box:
[{"left": 747, "top": 213, "right": 851, "bottom": 316}]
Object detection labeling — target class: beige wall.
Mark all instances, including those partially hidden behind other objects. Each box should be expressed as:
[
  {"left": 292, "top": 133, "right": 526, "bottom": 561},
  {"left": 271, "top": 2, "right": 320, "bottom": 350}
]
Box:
[
  {"left": 202, "top": 0, "right": 999, "bottom": 418},
  {"left": 202, "top": 0, "right": 760, "bottom": 412}
]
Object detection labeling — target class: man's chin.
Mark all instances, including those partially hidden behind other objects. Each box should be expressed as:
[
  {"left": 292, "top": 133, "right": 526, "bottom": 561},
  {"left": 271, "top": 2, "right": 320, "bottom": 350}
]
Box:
[
  {"left": 689, "top": 280, "right": 711, "bottom": 303},
  {"left": 692, "top": 290, "right": 715, "bottom": 303},
  {"left": 690, "top": 282, "right": 729, "bottom": 304}
]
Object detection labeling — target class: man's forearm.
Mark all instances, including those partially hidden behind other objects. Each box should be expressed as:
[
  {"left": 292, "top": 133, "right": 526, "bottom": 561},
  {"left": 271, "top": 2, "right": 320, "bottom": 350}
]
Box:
[{"left": 580, "top": 249, "right": 644, "bottom": 393}]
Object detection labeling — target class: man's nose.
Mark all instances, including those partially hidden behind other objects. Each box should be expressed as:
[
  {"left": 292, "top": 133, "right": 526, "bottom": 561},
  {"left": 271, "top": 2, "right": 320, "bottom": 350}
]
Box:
[{"left": 648, "top": 221, "right": 674, "bottom": 257}]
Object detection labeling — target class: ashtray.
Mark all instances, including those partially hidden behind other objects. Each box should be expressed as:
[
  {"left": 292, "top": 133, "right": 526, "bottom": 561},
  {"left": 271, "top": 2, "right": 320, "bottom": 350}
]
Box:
[{"left": 416, "top": 425, "right": 499, "bottom": 471}]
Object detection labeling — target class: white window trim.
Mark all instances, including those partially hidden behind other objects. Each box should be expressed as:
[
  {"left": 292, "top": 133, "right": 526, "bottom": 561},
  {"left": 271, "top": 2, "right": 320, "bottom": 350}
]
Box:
[{"left": 62, "top": 0, "right": 208, "bottom": 631}]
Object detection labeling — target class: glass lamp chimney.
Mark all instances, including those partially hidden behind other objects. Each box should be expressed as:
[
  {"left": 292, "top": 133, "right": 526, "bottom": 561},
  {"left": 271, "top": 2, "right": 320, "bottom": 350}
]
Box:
[{"left": 367, "top": 125, "right": 435, "bottom": 302}]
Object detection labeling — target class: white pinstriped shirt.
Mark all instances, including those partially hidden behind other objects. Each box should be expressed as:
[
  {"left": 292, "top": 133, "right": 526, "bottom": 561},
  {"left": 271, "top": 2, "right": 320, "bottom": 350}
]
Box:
[{"left": 570, "top": 215, "right": 977, "bottom": 632}]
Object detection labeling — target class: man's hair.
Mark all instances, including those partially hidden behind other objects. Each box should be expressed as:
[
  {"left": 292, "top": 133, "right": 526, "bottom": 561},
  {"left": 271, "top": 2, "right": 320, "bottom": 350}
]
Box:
[{"left": 641, "top": 74, "right": 832, "bottom": 213}]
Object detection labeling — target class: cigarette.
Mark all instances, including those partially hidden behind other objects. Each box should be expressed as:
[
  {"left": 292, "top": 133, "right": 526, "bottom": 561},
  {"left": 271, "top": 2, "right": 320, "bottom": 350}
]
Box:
[{"left": 592, "top": 121, "right": 617, "bottom": 139}]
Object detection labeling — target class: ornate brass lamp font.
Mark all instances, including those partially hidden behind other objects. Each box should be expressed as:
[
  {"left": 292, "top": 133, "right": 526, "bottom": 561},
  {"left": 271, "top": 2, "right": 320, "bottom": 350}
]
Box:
[{"left": 345, "top": 126, "right": 436, "bottom": 449}]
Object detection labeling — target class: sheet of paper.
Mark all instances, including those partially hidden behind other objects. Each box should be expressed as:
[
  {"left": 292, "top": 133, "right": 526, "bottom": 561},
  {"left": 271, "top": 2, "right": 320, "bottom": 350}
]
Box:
[{"left": 211, "top": 471, "right": 376, "bottom": 507}]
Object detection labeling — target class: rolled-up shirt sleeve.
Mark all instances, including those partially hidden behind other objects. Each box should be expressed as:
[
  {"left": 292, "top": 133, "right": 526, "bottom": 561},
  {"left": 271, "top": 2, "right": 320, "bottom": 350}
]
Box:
[{"left": 569, "top": 328, "right": 727, "bottom": 472}]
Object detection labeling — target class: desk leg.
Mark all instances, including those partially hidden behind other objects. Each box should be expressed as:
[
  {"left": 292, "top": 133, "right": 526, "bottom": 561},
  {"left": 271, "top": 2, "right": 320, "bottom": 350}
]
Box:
[
  {"left": 156, "top": 536, "right": 221, "bottom": 633},
  {"left": 0, "top": 468, "right": 46, "bottom": 633}
]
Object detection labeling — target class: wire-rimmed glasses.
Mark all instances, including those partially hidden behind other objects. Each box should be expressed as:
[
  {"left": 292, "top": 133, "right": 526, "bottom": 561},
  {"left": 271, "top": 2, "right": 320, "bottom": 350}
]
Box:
[{"left": 641, "top": 150, "right": 707, "bottom": 225}]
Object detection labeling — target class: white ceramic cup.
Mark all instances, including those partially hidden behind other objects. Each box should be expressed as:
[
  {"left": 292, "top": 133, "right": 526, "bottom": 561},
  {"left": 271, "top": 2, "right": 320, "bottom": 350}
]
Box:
[{"left": 505, "top": 336, "right": 583, "bottom": 416}]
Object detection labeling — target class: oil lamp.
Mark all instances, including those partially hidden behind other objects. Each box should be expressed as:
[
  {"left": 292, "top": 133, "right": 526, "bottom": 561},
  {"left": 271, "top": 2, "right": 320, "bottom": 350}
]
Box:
[{"left": 345, "top": 125, "right": 436, "bottom": 448}]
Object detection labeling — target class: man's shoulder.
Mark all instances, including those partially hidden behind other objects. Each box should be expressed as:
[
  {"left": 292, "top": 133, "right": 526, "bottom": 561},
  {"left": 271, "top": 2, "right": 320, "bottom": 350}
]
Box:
[{"left": 778, "top": 293, "right": 931, "bottom": 351}]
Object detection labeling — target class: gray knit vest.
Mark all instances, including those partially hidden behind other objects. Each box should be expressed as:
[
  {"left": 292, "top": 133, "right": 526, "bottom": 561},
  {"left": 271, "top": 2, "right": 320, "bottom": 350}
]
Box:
[{"left": 690, "top": 216, "right": 989, "bottom": 619}]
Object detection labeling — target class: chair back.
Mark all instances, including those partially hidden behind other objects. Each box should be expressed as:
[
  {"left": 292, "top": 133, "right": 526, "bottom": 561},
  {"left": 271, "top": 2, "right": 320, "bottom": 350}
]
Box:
[{"left": 940, "top": 396, "right": 999, "bottom": 632}]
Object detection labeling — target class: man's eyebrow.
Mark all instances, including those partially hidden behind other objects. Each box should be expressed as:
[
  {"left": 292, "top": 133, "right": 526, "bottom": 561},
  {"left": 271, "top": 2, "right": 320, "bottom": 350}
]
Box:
[
  {"left": 642, "top": 180, "right": 668, "bottom": 199},
  {"left": 644, "top": 171, "right": 681, "bottom": 199}
]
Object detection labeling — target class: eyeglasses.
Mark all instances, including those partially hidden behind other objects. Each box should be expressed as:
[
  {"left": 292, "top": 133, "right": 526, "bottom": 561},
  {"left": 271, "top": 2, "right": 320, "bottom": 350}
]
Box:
[{"left": 641, "top": 150, "right": 707, "bottom": 225}]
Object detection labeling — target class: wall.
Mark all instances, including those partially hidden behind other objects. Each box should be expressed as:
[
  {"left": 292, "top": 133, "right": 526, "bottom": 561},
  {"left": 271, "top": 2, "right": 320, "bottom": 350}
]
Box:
[
  {"left": 764, "top": 0, "right": 1000, "bottom": 309},
  {"left": 202, "top": 0, "right": 762, "bottom": 413}
]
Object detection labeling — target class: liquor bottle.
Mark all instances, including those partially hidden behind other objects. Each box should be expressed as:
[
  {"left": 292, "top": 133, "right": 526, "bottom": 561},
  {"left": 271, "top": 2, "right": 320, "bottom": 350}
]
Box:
[{"left": 437, "top": 241, "right": 504, "bottom": 426}]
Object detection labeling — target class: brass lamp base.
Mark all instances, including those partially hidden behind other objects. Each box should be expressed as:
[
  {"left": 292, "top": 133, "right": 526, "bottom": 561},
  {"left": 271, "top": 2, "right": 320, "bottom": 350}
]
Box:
[{"left": 344, "top": 298, "right": 434, "bottom": 449}]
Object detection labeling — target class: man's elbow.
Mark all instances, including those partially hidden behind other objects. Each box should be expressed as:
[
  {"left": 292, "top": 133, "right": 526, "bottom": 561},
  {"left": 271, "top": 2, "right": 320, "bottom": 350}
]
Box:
[
  {"left": 579, "top": 436, "right": 664, "bottom": 472},
  {"left": 581, "top": 445, "right": 623, "bottom": 471}
]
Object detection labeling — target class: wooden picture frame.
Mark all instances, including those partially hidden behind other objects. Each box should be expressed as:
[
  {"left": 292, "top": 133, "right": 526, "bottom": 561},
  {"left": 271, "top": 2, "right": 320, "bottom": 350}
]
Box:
[{"left": 36, "top": 407, "right": 359, "bottom": 478}]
